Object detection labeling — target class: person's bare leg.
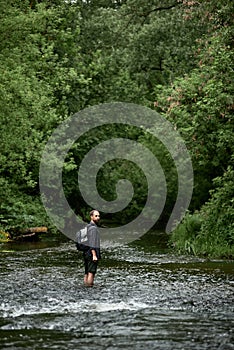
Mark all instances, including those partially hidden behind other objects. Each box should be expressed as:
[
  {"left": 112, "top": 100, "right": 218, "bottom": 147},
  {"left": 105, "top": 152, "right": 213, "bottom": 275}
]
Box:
[
  {"left": 84, "top": 274, "right": 88, "bottom": 284},
  {"left": 86, "top": 272, "right": 94, "bottom": 286}
]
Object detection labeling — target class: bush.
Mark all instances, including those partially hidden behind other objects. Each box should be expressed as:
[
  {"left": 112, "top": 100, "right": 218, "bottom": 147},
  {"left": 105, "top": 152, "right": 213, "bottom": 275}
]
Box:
[
  {"left": 197, "top": 162, "right": 234, "bottom": 258},
  {"left": 0, "top": 177, "right": 56, "bottom": 237},
  {"left": 169, "top": 212, "right": 203, "bottom": 255},
  {"left": 170, "top": 161, "right": 234, "bottom": 258}
]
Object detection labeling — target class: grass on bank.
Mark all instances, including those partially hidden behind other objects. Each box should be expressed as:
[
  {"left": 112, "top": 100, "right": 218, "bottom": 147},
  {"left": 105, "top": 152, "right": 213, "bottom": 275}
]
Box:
[{"left": 170, "top": 212, "right": 234, "bottom": 259}]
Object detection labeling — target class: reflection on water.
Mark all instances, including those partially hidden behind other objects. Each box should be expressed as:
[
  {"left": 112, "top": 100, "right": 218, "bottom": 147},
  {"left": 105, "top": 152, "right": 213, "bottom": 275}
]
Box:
[{"left": 0, "top": 238, "right": 233, "bottom": 350}]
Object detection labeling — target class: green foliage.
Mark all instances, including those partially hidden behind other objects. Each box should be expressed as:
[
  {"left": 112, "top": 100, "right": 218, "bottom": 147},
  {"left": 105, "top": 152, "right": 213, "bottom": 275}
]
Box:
[
  {"left": 59, "top": 0, "right": 217, "bottom": 228},
  {"left": 0, "top": 177, "right": 54, "bottom": 236},
  {"left": 62, "top": 120, "right": 178, "bottom": 227},
  {"left": 169, "top": 212, "right": 203, "bottom": 255},
  {"left": 0, "top": 1, "right": 75, "bottom": 188},
  {"left": 170, "top": 162, "right": 234, "bottom": 258},
  {"left": 0, "top": 0, "right": 233, "bottom": 257},
  {"left": 74, "top": 0, "right": 211, "bottom": 104},
  {"left": 155, "top": 26, "right": 234, "bottom": 209},
  {"left": 0, "top": 0, "right": 92, "bottom": 233},
  {"left": 157, "top": 0, "right": 234, "bottom": 257},
  {"left": 197, "top": 161, "right": 234, "bottom": 257},
  {"left": 0, "top": 230, "right": 11, "bottom": 243}
]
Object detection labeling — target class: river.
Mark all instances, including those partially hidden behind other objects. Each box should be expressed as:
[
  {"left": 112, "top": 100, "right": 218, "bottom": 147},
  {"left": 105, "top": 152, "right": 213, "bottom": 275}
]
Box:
[{"left": 0, "top": 233, "right": 233, "bottom": 349}]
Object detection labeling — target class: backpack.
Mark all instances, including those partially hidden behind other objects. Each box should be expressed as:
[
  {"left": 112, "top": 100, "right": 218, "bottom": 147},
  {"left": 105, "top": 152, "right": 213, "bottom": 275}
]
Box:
[{"left": 75, "top": 225, "right": 90, "bottom": 252}]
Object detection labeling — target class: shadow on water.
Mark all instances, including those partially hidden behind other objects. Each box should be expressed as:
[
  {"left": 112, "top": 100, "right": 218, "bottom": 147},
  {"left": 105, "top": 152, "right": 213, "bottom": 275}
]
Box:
[{"left": 0, "top": 231, "right": 233, "bottom": 350}]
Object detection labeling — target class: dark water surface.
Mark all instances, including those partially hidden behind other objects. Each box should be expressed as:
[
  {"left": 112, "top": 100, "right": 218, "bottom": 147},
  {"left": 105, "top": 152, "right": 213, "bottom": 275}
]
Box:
[{"left": 0, "top": 235, "right": 233, "bottom": 350}]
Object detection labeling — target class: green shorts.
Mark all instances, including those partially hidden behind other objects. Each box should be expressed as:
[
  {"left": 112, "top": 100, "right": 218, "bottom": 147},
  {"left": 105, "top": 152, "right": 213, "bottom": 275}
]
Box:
[{"left": 84, "top": 254, "right": 98, "bottom": 275}]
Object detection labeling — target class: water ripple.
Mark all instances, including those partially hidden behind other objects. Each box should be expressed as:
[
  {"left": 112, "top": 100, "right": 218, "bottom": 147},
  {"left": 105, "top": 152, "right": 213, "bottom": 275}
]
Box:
[{"left": 0, "top": 241, "right": 233, "bottom": 349}]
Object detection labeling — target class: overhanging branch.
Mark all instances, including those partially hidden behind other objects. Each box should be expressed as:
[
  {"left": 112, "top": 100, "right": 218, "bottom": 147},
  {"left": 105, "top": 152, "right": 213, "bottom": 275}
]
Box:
[{"left": 140, "top": 3, "right": 180, "bottom": 19}]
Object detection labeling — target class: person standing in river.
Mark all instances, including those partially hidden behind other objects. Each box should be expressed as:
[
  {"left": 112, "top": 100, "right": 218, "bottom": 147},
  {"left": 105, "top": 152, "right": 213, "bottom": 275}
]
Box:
[{"left": 82, "top": 209, "right": 101, "bottom": 287}]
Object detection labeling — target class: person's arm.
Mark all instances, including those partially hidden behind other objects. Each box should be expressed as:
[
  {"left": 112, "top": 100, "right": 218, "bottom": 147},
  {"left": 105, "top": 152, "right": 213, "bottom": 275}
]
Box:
[
  {"left": 91, "top": 249, "right": 98, "bottom": 261},
  {"left": 89, "top": 225, "right": 99, "bottom": 261}
]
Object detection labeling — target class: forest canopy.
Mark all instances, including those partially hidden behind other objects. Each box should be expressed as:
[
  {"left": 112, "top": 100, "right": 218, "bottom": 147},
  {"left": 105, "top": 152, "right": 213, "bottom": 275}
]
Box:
[{"left": 0, "top": 0, "right": 233, "bottom": 257}]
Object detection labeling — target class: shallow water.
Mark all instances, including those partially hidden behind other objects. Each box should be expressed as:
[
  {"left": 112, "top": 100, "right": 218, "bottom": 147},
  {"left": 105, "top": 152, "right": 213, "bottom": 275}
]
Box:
[{"left": 0, "top": 236, "right": 233, "bottom": 349}]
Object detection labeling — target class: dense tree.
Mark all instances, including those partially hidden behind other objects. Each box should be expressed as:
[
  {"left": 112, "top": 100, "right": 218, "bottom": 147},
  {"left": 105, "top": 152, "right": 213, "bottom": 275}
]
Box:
[
  {"left": 73, "top": 0, "right": 212, "bottom": 104},
  {"left": 156, "top": 0, "right": 234, "bottom": 257},
  {"left": 0, "top": 0, "right": 233, "bottom": 258},
  {"left": 0, "top": 0, "right": 90, "bottom": 231},
  {"left": 155, "top": 0, "right": 233, "bottom": 206},
  {"left": 60, "top": 0, "right": 217, "bottom": 227}
]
